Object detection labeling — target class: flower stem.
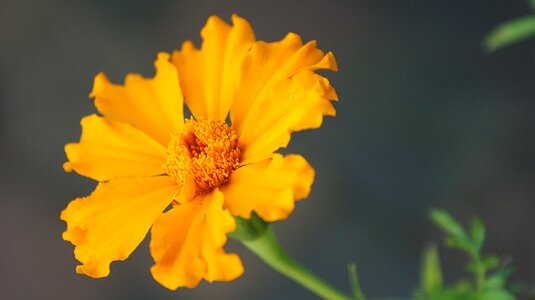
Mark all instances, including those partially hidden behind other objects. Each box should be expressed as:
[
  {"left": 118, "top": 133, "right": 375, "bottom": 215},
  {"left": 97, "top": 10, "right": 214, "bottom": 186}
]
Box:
[{"left": 241, "top": 226, "right": 351, "bottom": 300}]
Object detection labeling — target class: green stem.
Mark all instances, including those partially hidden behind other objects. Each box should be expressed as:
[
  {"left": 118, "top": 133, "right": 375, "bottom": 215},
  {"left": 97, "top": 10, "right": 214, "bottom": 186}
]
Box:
[
  {"left": 241, "top": 226, "right": 351, "bottom": 300},
  {"left": 472, "top": 253, "right": 485, "bottom": 292},
  {"left": 348, "top": 262, "right": 367, "bottom": 300}
]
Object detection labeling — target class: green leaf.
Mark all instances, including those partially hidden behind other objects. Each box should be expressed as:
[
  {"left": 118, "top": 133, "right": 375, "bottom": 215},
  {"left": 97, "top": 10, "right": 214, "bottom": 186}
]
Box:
[
  {"left": 483, "top": 15, "right": 535, "bottom": 52},
  {"left": 482, "top": 255, "right": 499, "bottom": 270},
  {"left": 430, "top": 209, "right": 469, "bottom": 240},
  {"left": 530, "top": 0, "right": 535, "bottom": 11},
  {"left": 479, "top": 290, "right": 515, "bottom": 300},
  {"left": 485, "top": 274, "right": 507, "bottom": 289},
  {"left": 449, "top": 279, "right": 474, "bottom": 293},
  {"left": 420, "top": 244, "right": 444, "bottom": 295},
  {"left": 445, "top": 236, "right": 474, "bottom": 252},
  {"left": 470, "top": 218, "right": 485, "bottom": 251},
  {"left": 430, "top": 209, "right": 473, "bottom": 252},
  {"left": 484, "top": 266, "right": 513, "bottom": 289},
  {"left": 348, "top": 262, "right": 367, "bottom": 300},
  {"left": 229, "top": 212, "right": 268, "bottom": 241}
]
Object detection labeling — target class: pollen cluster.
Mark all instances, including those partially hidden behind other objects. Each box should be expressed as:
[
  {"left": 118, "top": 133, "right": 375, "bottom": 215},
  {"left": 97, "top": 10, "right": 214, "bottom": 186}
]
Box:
[{"left": 164, "top": 118, "right": 241, "bottom": 192}]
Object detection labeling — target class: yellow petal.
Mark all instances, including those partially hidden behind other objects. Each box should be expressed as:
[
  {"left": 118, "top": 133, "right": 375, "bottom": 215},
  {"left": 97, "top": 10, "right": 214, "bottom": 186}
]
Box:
[
  {"left": 64, "top": 115, "right": 167, "bottom": 181},
  {"left": 91, "top": 52, "right": 184, "bottom": 146},
  {"left": 239, "top": 70, "right": 337, "bottom": 164},
  {"left": 221, "top": 154, "right": 314, "bottom": 222},
  {"left": 60, "top": 176, "right": 177, "bottom": 278},
  {"left": 171, "top": 15, "right": 255, "bottom": 121},
  {"left": 230, "top": 32, "right": 337, "bottom": 138},
  {"left": 150, "top": 189, "right": 243, "bottom": 290}
]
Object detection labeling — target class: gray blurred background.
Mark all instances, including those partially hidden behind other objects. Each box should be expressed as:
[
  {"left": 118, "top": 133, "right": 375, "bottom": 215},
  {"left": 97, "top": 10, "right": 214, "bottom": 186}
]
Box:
[{"left": 1, "top": 0, "right": 534, "bottom": 299}]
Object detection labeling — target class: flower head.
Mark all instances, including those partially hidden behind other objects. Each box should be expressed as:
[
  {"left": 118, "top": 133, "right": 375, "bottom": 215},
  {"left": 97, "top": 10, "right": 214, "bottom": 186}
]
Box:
[{"left": 61, "top": 15, "right": 338, "bottom": 290}]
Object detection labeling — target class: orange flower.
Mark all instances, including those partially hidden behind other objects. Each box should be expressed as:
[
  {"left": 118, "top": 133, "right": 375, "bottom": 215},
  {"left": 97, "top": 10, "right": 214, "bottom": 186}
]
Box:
[{"left": 61, "top": 15, "right": 337, "bottom": 290}]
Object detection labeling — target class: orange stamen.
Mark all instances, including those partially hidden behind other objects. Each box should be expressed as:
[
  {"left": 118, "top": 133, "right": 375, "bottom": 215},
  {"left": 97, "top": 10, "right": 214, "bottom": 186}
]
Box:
[{"left": 163, "top": 118, "right": 240, "bottom": 192}]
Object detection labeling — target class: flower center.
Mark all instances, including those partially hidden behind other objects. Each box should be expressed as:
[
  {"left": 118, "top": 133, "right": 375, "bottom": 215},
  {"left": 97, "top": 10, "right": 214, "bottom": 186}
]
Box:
[{"left": 163, "top": 118, "right": 241, "bottom": 192}]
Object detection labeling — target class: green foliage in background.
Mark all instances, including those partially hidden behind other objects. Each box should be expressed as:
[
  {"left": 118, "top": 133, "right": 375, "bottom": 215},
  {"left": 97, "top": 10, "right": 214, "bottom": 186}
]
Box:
[
  {"left": 349, "top": 209, "right": 519, "bottom": 300},
  {"left": 412, "top": 209, "right": 517, "bottom": 300},
  {"left": 483, "top": 0, "right": 535, "bottom": 52},
  {"left": 348, "top": 262, "right": 367, "bottom": 300}
]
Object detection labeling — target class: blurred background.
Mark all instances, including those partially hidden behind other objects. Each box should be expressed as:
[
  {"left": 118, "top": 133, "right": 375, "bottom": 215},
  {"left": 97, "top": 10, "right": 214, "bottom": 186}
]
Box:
[{"left": 1, "top": 0, "right": 534, "bottom": 299}]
